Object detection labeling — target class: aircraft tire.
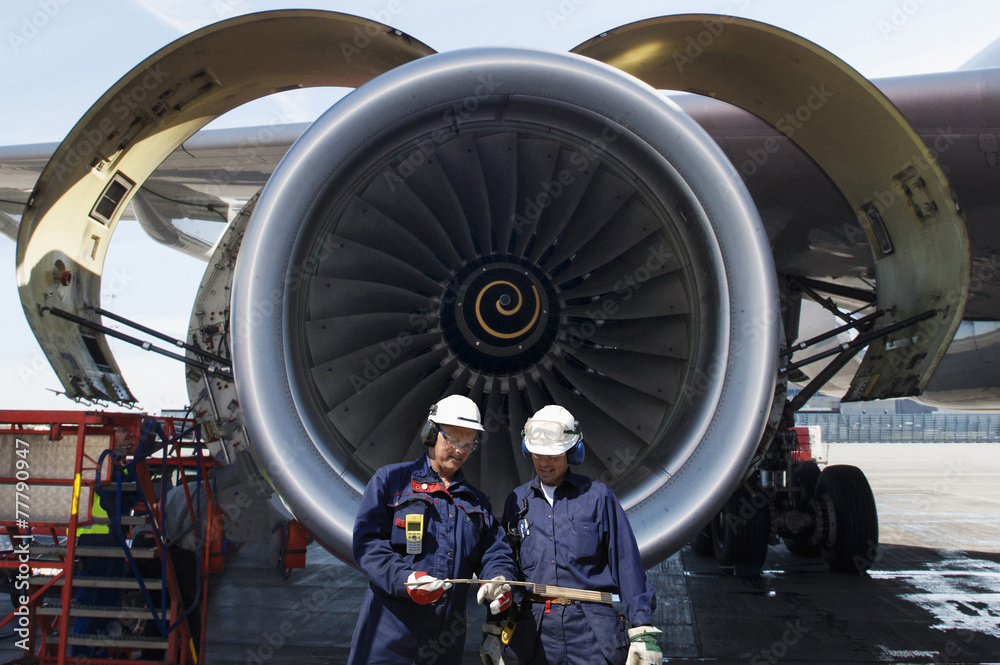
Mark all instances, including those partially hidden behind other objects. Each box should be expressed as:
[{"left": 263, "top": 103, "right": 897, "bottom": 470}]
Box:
[
  {"left": 711, "top": 479, "right": 770, "bottom": 576},
  {"left": 815, "top": 465, "right": 879, "bottom": 574}
]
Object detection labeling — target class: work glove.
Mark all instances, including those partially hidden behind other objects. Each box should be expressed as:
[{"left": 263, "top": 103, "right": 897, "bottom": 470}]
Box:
[
  {"left": 405, "top": 571, "right": 452, "bottom": 604},
  {"left": 626, "top": 625, "right": 662, "bottom": 665},
  {"left": 476, "top": 575, "right": 512, "bottom": 614},
  {"left": 480, "top": 622, "right": 506, "bottom": 665}
]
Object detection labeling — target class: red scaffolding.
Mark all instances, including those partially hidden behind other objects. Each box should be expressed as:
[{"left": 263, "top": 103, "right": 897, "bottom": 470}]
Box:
[{"left": 0, "top": 410, "right": 221, "bottom": 664}]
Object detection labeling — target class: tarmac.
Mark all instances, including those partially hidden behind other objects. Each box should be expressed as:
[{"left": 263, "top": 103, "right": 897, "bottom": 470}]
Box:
[{"left": 3, "top": 442, "right": 999, "bottom": 664}]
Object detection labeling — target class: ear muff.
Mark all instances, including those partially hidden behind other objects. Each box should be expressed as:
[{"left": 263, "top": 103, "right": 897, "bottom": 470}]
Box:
[
  {"left": 420, "top": 403, "right": 440, "bottom": 446},
  {"left": 420, "top": 420, "right": 440, "bottom": 447},
  {"left": 521, "top": 434, "right": 530, "bottom": 460}
]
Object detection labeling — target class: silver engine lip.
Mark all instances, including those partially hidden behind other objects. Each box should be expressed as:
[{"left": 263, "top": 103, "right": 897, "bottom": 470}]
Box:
[{"left": 231, "top": 47, "right": 779, "bottom": 565}]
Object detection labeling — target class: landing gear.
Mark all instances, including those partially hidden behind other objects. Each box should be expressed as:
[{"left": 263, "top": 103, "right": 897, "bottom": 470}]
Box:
[
  {"left": 711, "top": 477, "right": 771, "bottom": 577},
  {"left": 781, "top": 460, "right": 821, "bottom": 557},
  {"left": 767, "top": 427, "right": 879, "bottom": 574},
  {"left": 814, "top": 464, "right": 879, "bottom": 574},
  {"left": 692, "top": 429, "right": 880, "bottom": 576}
]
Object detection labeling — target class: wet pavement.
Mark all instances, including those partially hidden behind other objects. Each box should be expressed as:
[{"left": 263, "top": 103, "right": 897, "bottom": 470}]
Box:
[
  {"left": 660, "top": 543, "right": 1000, "bottom": 664},
  {"left": 190, "top": 538, "right": 1000, "bottom": 665},
  {"left": 3, "top": 443, "right": 998, "bottom": 664}
]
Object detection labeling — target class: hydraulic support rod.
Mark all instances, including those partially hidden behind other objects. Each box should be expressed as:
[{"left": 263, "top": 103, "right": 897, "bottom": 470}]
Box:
[
  {"left": 90, "top": 305, "right": 229, "bottom": 366},
  {"left": 40, "top": 306, "right": 234, "bottom": 381}
]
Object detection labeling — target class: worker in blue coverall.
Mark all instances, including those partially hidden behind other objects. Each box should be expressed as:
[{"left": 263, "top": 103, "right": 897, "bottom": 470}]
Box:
[
  {"left": 347, "top": 394, "right": 517, "bottom": 665},
  {"left": 481, "top": 405, "right": 661, "bottom": 665}
]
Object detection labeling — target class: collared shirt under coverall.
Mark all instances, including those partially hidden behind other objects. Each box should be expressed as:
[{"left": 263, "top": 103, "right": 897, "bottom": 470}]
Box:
[
  {"left": 347, "top": 453, "right": 516, "bottom": 665},
  {"left": 502, "top": 470, "right": 656, "bottom": 665}
]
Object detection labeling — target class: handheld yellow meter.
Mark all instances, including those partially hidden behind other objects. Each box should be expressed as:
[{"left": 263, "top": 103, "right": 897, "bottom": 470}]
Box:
[
  {"left": 405, "top": 514, "right": 424, "bottom": 554},
  {"left": 501, "top": 618, "right": 517, "bottom": 645}
]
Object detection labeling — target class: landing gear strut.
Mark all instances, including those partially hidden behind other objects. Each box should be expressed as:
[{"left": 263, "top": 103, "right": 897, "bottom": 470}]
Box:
[
  {"left": 692, "top": 428, "right": 879, "bottom": 576},
  {"left": 689, "top": 277, "right": 895, "bottom": 576}
]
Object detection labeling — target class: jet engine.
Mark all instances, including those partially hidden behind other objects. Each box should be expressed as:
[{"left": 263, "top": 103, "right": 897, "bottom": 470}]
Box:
[
  {"left": 231, "top": 47, "right": 780, "bottom": 565},
  {"left": 16, "top": 11, "right": 969, "bottom": 571}
]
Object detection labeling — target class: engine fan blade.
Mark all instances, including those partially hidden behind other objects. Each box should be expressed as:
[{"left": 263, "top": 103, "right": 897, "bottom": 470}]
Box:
[
  {"left": 434, "top": 135, "right": 493, "bottom": 256},
  {"left": 477, "top": 133, "right": 518, "bottom": 254},
  {"left": 337, "top": 197, "right": 453, "bottom": 281},
  {"left": 561, "top": 272, "right": 689, "bottom": 320},
  {"left": 315, "top": 236, "right": 442, "bottom": 294},
  {"left": 556, "top": 343, "right": 684, "bottom": 403}
]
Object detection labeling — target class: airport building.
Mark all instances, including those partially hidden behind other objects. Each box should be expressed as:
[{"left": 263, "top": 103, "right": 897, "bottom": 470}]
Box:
[{"left": 792, "top": 391, "right": 1000, "bottom": 443}]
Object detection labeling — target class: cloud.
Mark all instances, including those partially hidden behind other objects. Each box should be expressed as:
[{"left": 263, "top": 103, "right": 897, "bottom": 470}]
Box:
[{"left": 130, "top": 0, "right": 246, "bottom": 33}]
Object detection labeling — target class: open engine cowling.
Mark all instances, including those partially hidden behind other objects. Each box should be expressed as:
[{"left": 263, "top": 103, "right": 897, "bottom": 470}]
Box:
[{"left": 231, "top": 47, "right": 780, "bottom": 566}]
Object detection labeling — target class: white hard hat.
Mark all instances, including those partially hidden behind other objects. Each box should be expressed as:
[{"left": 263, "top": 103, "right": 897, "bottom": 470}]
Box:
[
  {"left": 523, "top": 405, "right": 581, "bottom": 455},
  {"left": 429, "top": 395, "right": 485, "bottom": 431}
]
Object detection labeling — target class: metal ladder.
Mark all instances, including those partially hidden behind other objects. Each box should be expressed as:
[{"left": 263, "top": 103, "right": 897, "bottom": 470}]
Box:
[{"left": 1, "top": 411, "right": 219, "bottom": 664}]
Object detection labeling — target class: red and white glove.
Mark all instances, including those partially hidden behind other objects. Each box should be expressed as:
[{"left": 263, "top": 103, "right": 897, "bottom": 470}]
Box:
[
  {"left": 476, "top": 575, "right": 512, "bottom": 614},
  {"left": 406, "top": 571, "right": 452, "bottom": 604}
]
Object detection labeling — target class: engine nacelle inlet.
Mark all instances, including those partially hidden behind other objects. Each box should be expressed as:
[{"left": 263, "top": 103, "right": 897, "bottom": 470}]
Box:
[{"left": 231, "top": 47, "right": 780, "bottom": 566}]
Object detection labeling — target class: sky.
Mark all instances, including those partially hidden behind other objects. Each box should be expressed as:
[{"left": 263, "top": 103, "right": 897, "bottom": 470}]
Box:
[{"left": 2, "top": 0, "right": 1000, "bottom": 413}]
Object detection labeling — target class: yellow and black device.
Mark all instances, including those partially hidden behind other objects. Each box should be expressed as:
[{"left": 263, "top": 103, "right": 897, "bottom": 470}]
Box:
[
  {"left": 405, "top": 513, "right": 424, "bottom": 555},
  {"left": 501, "top": 617, "right": 517, "bottom": 645}
]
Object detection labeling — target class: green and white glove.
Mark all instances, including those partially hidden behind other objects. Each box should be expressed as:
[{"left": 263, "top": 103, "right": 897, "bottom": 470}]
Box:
[
  {"left": 626, "top": 625, "right": 662, "bottom": 665},
  {"left": 480, "top": 623, "right": 506, "bottom": 665}
]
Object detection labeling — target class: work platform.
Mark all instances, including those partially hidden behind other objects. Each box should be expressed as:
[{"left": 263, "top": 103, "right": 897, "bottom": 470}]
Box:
[{"left": 0, "top": 411, "right": 219, "bottom": 664}]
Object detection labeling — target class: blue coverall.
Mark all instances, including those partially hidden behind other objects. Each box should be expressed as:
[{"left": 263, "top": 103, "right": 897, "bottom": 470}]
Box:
[
  {"left": 501, "top": 471, "right": 656, "bottom": 665},
  {"left": 348, "top": 453, "right": 516, "bottom": 665}
]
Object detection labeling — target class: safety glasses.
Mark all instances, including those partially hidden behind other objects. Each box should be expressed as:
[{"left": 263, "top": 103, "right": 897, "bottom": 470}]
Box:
[
  {"left": 440, "top": 431, "right": 480, "bottom": 452},
  {"left": 523, "top": 419, "right": 579, "bottom": 444}
]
